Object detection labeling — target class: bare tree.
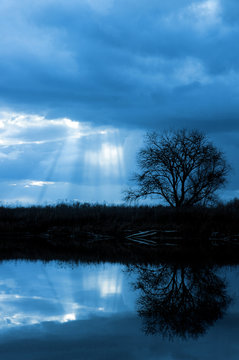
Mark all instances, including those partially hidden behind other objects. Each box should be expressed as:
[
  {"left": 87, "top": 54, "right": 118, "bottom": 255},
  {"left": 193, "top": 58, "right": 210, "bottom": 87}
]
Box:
[{"left": 125, "top": 129, "right": 230, "bottom": 207}]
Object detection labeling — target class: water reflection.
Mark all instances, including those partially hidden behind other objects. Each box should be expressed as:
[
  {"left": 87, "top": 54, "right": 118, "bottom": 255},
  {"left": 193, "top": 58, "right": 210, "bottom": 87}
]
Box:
[
  {"left": 0, "top": 261, "right": 132, "bottom": 329},
  {"left": 0, "top": 261, "right": 232, "bottom": 339},
  {"left": 0, "top": 261, "right": 238, "bottom": 359},
  {"left": 128, "top": 264, "right": 231, "bottom": 339}
]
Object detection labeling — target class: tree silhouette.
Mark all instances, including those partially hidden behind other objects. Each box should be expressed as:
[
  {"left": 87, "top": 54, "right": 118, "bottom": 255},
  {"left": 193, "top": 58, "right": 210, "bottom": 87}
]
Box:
[
  {"left": 125, "top": 129, "right": 230, "bottom": 207},
  {"left": 128, "top": 264, "right": 231, "bottom": 339}
]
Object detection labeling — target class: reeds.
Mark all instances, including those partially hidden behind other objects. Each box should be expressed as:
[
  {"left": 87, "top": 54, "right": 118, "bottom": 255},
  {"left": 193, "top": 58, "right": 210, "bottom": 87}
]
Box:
[{"left": 0, "top": 200, "right": 239, "bottom": 264}]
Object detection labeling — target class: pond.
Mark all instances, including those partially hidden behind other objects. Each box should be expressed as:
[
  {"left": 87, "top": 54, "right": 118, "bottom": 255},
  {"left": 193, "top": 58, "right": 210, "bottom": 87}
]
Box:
[{"left": 0, "top": 260, "right": 238, "bottom": 359}]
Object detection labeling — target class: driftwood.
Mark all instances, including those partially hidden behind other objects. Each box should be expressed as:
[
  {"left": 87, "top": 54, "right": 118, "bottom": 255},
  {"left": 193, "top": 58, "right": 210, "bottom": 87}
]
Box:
[{"left": 126, "top": 230, "right": 182, "bottom": 247}]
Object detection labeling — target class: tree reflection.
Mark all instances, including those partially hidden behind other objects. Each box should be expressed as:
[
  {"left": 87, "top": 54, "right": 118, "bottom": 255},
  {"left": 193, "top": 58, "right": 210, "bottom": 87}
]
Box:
[{"left": 128, "top": 264, "right": 231, "bottom": 339}]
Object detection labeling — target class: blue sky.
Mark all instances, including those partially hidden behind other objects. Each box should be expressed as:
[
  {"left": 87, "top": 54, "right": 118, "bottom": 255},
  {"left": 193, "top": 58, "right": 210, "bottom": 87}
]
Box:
[{"left": 0, "top": 0, "right": 239, "bottom": 204}]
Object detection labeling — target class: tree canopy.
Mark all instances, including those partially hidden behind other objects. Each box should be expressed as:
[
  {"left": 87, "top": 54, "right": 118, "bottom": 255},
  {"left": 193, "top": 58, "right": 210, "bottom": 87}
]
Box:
[{"left": 125, "top": 129, "right": 230, "bottom": 207}]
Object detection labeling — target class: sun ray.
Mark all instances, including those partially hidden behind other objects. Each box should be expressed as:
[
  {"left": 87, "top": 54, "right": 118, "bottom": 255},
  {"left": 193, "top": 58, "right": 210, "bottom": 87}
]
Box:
[{"left": 37, "top": 142, "right": 65, "bottom": 202}]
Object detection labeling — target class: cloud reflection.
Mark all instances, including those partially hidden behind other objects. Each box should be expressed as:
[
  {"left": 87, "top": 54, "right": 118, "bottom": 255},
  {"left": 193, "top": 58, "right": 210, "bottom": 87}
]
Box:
[
  {"left": 0, "top": 261, "right": 238, "bottom": 359},
  {"left": 0, "top": 262, "right": 129, "bottom": 329}
]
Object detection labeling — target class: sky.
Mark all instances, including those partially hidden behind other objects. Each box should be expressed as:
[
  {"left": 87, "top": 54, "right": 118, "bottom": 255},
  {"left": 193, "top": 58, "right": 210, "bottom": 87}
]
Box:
[{"left": 0, "top": 0, "right": 239, "bottom": 204}]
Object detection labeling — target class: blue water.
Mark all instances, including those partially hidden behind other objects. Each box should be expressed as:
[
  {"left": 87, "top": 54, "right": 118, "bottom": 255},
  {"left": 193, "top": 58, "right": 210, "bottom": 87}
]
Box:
[{"left": 0, "top": 261, "right": 238, "bottom": 359}]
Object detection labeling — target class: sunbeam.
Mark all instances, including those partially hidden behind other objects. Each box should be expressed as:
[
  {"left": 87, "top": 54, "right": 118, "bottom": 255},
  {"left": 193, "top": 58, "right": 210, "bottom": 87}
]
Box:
[
  {"left": 37, "top": 142, "right": 65, "bottom": 202},
  {"left": 0, "top": 110, "right": 129, "bottom": 204},
  {"left": 80, "top": 129, "right": 125, "bottom": 202}
]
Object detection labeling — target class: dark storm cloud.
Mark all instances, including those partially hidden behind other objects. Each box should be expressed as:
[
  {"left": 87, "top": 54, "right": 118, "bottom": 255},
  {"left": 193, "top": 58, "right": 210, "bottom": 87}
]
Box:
[
  {"left": 0, "top": 0, "right": 239, "bottom": 203},
  {"left": 1, "top": 0, "right": 239, "bottom": 131}
]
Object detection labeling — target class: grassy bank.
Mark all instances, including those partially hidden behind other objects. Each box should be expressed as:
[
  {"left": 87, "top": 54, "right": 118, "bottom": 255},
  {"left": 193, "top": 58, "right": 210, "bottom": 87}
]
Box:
[
  {"left": 0, "top": 201, "right": 239, "bottom": 236},
  {"left": 0, "top": 201, "right": 239, "bottom": 263}
]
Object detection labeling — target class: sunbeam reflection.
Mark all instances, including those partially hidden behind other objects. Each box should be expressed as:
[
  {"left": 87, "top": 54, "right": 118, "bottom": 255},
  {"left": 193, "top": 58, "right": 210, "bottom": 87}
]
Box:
[{"left": 0, "top": 262, "right": 129, "bottom": 328}]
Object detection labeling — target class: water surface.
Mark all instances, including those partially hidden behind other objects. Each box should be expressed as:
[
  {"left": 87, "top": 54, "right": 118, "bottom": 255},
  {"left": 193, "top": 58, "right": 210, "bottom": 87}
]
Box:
[{"left": 0, "top": 261, "right": 238, "bottom": 359}]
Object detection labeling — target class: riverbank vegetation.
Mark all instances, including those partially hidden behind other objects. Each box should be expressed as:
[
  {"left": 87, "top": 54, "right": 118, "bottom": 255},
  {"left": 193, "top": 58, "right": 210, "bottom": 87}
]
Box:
[{"left": 0, "top": 200, "right": 239, "bottom": 263}]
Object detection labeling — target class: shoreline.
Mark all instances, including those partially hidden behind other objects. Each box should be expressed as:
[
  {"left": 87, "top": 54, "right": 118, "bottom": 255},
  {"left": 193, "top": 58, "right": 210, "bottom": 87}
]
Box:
[
  {"left": 0, "top": 229, "right": 239, "bottom": 265},
  {"left": 1, "top": 203, "right": 239, "bottom": 264}
]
